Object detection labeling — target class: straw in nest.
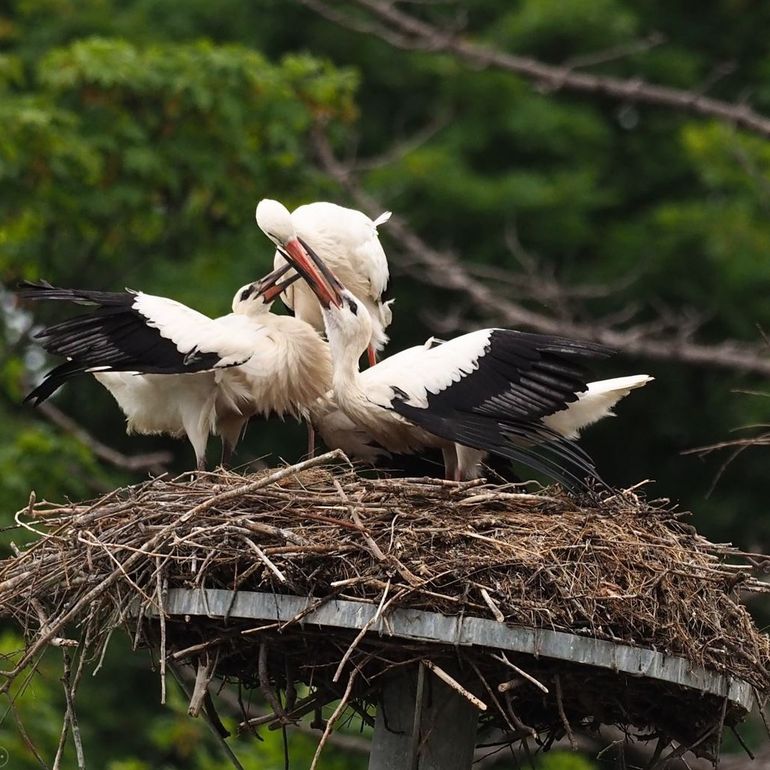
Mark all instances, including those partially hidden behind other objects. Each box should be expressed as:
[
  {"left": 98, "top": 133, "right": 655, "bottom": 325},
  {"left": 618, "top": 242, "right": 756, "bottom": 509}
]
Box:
[{"left": 1, "top": 450, "right": 769, "bottom": 766}]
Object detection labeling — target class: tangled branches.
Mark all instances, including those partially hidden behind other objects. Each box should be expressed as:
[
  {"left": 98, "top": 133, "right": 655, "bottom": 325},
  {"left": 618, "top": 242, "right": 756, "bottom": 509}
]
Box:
[{"left": 1, "top": 452, "right": 768, "bottom": 765}]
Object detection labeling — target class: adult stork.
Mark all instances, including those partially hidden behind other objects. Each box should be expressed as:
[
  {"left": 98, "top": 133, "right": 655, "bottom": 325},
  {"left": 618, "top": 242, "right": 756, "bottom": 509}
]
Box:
[
  {"left": 256, "top": 200, "right": 652, "bottom": 488},
  {"left": 311, "top": 344, "right": 652, "bottom": 482},
  {"left": 256, "top": 199, "right": 392, "bottom": 366},
  {"left": 19, "top": 272, "right": 332, "bottom": 470}
]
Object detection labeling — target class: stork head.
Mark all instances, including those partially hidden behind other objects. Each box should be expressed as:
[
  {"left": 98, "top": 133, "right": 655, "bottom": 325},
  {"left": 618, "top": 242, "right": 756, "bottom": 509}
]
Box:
[
  {"left": 242, "top": 261, "right": 307, "bottom": 313},
  {"left": 231, "top": 282, "right": 274, "bottom": 316},
  {"left": 256, "top": 199, "right": 296, "bottom": 245},
  {"left": 233, "top": 263, "right": 306, "bottom": 316},
  {"left": 321, "top": 288, "right": 373, "bottom": 362},
  {"left": 256, "top": 198, "right": 343, "bottom": 310}
]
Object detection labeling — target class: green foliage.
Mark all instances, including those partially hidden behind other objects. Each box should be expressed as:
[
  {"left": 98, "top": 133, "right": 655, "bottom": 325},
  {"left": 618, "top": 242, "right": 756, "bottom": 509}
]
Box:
[
  {"left": 1, "top": 37, "right": 357, "bottom": 305},
  {"left": 1, "top": 1, "right": 770, "bottom": 767},
  {"left": 0, "top": 632, "right": 65, "bottom": 769},
  {"left": 539, "top": 751, "right": 597, "bottom": 770},
  {"left": 0, "top": 421, "right": 111, "bottom": 512},
  {"left": 491, "top": 0, "right": 639, "bottom": 58}
]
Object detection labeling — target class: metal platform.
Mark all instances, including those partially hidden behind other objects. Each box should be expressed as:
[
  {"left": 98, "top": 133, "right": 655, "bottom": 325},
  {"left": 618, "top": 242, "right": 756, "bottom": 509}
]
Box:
[
  {"left": 160, "top": 587, "right": 753, "bottom": 709},
  {"left": 155, "top": 588, "right": 754, "bottom": 769}
]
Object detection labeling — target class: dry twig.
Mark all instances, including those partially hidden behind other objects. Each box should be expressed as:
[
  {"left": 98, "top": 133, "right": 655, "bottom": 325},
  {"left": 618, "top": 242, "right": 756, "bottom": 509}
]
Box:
[
  {"left": 0, "top": 459, "right": 766, "bottom": 763},
  {"left": 421, "top": 659, "right": 487, "bottom": 712}
]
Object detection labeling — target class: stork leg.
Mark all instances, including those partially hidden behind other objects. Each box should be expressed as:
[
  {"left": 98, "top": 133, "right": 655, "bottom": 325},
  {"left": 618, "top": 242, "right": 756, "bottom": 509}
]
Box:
[
  {"left": 187, "top": 430, "right": 208, "bottom": 473},
  {"left": 367, "top": 345, "right": 378, "bottom": 368},
  {"left": 183, "top": 411, "right": 210, "bottom": 474},
  {"left": 217, "top": 415, "right": 246, "bottom": 469},
  {"left": 454, "top": 445, "right": 486, "bottom": 482},
  {"left": 220, "top": 440, "right": 235, "bottom": 469},
  {"left": 441, "top": 446, "right": 458, "bottom": 481},
  {"left": 306, "top": 421, "right": 316, "bottom": 459}
]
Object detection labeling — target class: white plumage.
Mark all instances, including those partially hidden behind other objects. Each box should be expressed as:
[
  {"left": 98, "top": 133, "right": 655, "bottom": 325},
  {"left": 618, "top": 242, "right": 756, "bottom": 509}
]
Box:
[
  {"left": 543, "top": 375, "right": 653, "bottom": 439},
  {"left": 258, "top": 200, "right": 393, "bottom": 364},
  {"left": 251, "top": 206, "right": 653, "bottom": 487},
  {"left": 312, "top": 310, "right": 651, "bottom": 482},
  {"left": 21, "top": 280, "right": 332, "bottom": 470}
]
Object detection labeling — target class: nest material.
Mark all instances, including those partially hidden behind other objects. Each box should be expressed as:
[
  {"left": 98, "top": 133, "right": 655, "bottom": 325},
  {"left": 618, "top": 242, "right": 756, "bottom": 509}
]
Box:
[{"left": 2, "top": 451, "right": 769, "bottom": 763}]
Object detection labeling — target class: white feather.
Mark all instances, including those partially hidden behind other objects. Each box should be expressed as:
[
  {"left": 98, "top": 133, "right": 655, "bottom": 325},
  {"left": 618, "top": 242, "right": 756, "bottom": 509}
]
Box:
[
  {"left": 133, "top": 293, "right": 255, "bottom": 365},
  {"left": 543, "top": 374, "right": 653, "bottom": 439},
  {"left": 362, "top": 330, "right": 492, "bottom": 409},
  {"left": 96, "top": 290, "right": 332, "bottom": 468},
  {"left": 270, "top": 201, "right": 393, "bottom": 353}
]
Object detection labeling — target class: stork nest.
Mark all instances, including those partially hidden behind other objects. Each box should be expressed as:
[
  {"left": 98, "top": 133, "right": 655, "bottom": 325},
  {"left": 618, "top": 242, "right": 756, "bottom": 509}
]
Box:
[{"left": 1, "top": 450, "right": 769, "bottom": 765}]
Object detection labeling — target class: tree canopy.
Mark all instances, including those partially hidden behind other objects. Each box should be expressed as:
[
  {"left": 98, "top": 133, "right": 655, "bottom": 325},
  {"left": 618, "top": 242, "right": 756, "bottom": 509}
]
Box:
[{"left": 2, "top": 1, "right": 770, "bottom": 767}]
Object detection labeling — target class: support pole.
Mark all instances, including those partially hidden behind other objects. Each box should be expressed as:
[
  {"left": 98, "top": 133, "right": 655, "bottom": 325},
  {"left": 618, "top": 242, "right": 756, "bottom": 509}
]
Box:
[{"left": 368, "top": 663, "right": 479, "bottom": 770}]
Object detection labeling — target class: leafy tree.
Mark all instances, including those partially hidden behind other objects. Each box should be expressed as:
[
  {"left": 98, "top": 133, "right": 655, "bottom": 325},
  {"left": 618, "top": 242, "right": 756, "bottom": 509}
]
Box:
[{"left": 2, "top": 0, "right": 770, "bottom": 767}]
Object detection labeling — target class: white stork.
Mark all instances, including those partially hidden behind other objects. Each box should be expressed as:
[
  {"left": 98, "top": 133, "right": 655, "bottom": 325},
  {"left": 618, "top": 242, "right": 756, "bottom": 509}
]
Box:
[
  {"left": 256, "top": 199, "right": 392, "bottom": 366},
  {"left": 256, "top": 201, "right": 652, "bottom": 488},
  {"left": 19, "top": 274, "right": 332, "bottom": 470}
]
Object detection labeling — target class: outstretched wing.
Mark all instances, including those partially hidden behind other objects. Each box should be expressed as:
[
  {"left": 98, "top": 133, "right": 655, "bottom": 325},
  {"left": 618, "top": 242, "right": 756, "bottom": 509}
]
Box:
[
  {"left": 18, "top": 281, "right": 254, "bottom": 404},
  {"left": 387, "top": 329, "right": 612, "bottom": 489}
]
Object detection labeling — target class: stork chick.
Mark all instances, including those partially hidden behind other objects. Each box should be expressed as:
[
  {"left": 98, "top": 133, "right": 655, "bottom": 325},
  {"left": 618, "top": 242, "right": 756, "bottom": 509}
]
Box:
[{"left": 19, "top": 275, "right": 331, "bottom": 470}]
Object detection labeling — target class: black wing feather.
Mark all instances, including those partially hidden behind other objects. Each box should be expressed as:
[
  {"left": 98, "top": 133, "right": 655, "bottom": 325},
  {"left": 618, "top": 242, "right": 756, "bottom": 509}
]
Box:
[
  {"left": 427, "top": 330, "right": 611, "bottom": 423},
  {"left": 18, "top": 280, "right": 224, "bottom": 404},
  {"left": 391, "top": 330, "right": 612, "bottom": 490},
  {"left": 24, "top": 361, "right": 90, "bottom": 406},
  {"left": 394, "top": 402, "right": 602, "bottom": 490},
  {"left": 18, "top": 280, "right": 139, "bottom": 307}
]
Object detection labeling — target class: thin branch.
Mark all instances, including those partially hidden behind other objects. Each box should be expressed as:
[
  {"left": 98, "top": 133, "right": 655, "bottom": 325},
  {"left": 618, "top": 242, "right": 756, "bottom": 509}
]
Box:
[
  {"left": 491, "top": 652, "right": 549, "bottom": 694},
  {"left": 170, "top": 664, "right": 246, "bottom": 770},
  {"left": 554, "top": 674, "right": 577, "bottom": 751},
  {"left": 311, "top": 128, "right": 770, "bottom": 376},
  {"left": 61, "top": 651, "right": 85, "bottom": 770},
  {"left": 351, "top": 114, "right": 450, "bottom": 172},
  {"left": 563, "top": 32, "right": 666, "bottom": 71},
  {"left": 37, "top": 401, "right": 171, "bottom": 474},
  {"left": 4, "top": 687, "right": 50, "bottom": 769},
  {"left": 307, "top": 0, "right": 770, "bottom": 140},
  {"left": 301, "top": 0, "right": 416, "bottom": 48},
  {"left": 421, "top": 659, "right": 487, "bottom": 711},
  {"left": 309, "top": 669, "right": 359, "bottom": 770}
]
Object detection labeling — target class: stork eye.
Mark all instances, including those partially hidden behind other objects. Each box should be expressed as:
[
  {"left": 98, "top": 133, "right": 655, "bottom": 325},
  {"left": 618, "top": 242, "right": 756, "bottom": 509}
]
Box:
[
  {"left": 240, "top": 286, "right": 254, "bottom": 301},
  {"left": 347, "top": 298, "right": 358, "bottom": 315}
]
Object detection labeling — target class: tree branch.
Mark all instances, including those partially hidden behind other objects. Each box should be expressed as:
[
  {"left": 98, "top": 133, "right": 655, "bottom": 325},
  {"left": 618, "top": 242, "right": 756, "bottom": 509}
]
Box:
[
  {"left": 36, "top": 401, "right": 172, "bottom": 475},
  {"left": 311, "top": 127, "right": 770, "bottom": 375},
  {"left": 562, "top": 32, "right": 666, "bottom": 72},
  {"left": 303, "top": 0, "right": 770, "bottom": 140}
]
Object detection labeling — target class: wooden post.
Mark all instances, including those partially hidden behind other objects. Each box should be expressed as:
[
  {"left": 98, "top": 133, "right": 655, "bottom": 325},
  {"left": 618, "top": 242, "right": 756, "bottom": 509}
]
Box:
[{"left": 368, "top": 663, "right": 479, "bottom": 770}]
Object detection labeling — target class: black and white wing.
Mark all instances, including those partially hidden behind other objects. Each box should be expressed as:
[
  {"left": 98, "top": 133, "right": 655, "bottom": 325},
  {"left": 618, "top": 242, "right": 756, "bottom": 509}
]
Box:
[
  {"left": 18, "top": 281, "right": 255, "bottom": 404},
  {"left": 387, "top": 329, "right": 612, "bottom": 489}
]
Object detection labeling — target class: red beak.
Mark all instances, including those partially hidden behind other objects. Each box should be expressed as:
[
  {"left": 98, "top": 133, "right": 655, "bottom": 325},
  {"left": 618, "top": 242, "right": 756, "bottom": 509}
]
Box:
[
  {"left": 281, "top": 237, "right": 344, "bottom": 309},
  {"left": 253, "top": 263, "right": 299, "bottom": 303}
]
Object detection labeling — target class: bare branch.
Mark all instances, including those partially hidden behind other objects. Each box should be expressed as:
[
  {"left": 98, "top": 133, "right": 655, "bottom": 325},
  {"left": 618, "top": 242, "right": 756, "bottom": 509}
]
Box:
[
  {"left": 563, "top": 32, "right": 666, "bottom": 71},
  {"left": 685, "top": 389, "right": 770, "bottom": 490},
  {"left": 36, "top": 401, "right": 172, "bottom": 475},
  {"left": 351, "top": 113, "right": 450, "bottom": 172},
  {"left": 311, "top": 127, "right": 770, "bottom": 375},
  {"left": 300, "top": 0, "right": 416, "bottom": 48},
  {"left": 304, "top": 0, "right": 770, "bottom": 140}
]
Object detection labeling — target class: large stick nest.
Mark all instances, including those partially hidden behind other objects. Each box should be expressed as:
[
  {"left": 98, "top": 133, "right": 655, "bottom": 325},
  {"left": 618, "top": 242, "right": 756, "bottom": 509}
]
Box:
[{"left": 1, "top": 451, "right": 769, "bottom": 763}]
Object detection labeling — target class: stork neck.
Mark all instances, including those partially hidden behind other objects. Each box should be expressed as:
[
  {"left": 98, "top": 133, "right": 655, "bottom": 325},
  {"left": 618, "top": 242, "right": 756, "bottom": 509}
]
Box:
[
  {"left": 321, "top": 297, "right": 373, "bottom": 401},
  {"left": 329, "top": 337, "right": 364, "bottom": 394}
]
